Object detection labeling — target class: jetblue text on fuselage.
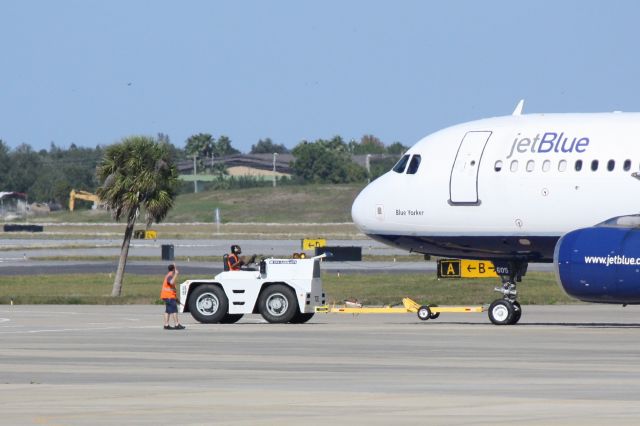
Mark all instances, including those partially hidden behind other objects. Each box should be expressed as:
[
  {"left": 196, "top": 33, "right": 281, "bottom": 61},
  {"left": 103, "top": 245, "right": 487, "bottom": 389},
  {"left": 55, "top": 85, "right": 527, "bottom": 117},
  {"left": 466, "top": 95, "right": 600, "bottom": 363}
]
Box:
[{"left": 506, "top": 132, "right": 590, "bottom": 159}]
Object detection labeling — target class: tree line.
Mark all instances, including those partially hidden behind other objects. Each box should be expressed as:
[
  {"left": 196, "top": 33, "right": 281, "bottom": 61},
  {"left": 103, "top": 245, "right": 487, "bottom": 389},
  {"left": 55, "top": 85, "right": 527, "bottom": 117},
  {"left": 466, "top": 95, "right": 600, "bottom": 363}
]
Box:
[{"left": 0, "top": 133, "right": 408, "bottom": 205}]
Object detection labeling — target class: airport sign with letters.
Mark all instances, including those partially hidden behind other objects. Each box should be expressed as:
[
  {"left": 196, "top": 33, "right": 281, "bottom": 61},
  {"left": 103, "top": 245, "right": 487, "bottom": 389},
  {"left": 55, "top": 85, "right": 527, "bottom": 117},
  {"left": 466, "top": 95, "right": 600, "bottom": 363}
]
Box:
[
  {"left": 439, "top": 259, "right": 461, "bottom": 278},
  {"left": 302, "top": 238, "right": 327, "bottom": 251},
  {"left": 437, "top": 259, "right": 498, "bottom": 278}
]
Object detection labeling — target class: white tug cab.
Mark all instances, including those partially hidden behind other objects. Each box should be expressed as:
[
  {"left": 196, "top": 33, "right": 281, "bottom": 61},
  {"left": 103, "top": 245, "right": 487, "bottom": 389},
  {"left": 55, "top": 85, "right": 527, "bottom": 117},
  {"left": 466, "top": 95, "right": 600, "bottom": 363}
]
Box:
[{"left": 179, "top": 256, "right": 325, "bottom": 324}]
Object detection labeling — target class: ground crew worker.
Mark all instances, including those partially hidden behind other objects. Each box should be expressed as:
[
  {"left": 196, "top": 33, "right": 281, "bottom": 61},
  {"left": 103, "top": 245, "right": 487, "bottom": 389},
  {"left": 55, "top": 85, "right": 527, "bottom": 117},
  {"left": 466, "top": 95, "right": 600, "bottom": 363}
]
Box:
[
  {"left": 227, "top": 245, "right": 256, "bottom": 271},
  {"left": 160, "top": 263, "right": 185, "bottom": 330},
  {"left": 227, "top": 245, "right": 244, "bottom": 271}
]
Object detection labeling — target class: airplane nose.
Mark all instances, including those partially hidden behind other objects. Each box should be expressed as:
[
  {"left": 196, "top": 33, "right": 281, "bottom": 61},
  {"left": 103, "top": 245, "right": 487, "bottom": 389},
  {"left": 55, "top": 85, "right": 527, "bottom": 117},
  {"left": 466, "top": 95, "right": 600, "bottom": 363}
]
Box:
[
  {"left": 351, "top": 191, "right": 366, "bottom": 230},
  {"left": 351, "top": 183, "right": 376, "bottom": 232}
]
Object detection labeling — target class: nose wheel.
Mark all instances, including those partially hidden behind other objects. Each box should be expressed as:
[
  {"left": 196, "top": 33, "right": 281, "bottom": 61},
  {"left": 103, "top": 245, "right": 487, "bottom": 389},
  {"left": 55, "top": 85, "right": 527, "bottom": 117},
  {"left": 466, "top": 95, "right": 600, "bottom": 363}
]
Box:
[
  {"left": 488, "top": 299, "right": 522, "bottom": 325},
  {"left": 488, "top": 261, "right": 527, "bottom": 325}
]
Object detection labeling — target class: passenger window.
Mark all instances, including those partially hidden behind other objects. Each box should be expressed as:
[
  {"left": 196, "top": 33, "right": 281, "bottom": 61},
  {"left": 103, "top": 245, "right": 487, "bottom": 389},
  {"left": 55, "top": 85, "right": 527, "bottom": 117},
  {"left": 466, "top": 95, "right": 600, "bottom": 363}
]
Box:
[
  {"left": 392, "top": 155, "right": 410, "bottom": 173},
  {"left": 542, "top": 160, "right": 551, "bottom": 172},
  {"left": 406, "top": 155, "right": 421, "bottom": 175},
  {"left": 575, "top": 160, "right": 582, "bottom": 171},
  {"left": 494, "top": 160, "right": 503, "bottom": 172},
  {"left": 591, "top": 160, "right": 599, "bottom": 171},
  {"left": 624, "top": 159, "right": 631, "bottom": 171},
  {"left": 526, "top": 160, "right": 534, "bottom": 172},
  {"left": 607, "top": 159, "right": 615, "bottom": 171},
  {"left": 558, "top": 160, "right": 567, "bottom": 172},
  {"left": 510, "top": 160, "right": 518, "bottom": 172}
]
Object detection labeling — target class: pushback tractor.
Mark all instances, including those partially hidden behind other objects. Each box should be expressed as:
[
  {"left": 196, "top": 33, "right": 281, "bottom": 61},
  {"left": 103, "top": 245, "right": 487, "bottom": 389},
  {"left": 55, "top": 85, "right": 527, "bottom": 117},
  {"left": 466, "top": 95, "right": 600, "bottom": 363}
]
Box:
[{"left": 179, "top": 256, "right": 325, "bottom": 324}]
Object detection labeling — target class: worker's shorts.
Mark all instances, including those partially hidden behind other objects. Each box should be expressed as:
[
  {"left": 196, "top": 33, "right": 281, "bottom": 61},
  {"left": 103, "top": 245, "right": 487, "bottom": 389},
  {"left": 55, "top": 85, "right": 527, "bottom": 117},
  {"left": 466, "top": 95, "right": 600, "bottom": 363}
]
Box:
[{"left": 163, "top": 298, "right": 178, "bottom": 314}]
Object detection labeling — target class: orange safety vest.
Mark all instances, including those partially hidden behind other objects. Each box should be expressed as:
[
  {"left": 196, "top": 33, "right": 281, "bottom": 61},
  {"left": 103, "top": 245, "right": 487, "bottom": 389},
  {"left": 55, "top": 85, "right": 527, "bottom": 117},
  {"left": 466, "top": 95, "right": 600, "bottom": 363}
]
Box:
[
  {"left": 160, "top": 272, "right": 177, "bottom": 299},
  {"left": 227, "top": 253, "right": 240, "bottom": 271}
]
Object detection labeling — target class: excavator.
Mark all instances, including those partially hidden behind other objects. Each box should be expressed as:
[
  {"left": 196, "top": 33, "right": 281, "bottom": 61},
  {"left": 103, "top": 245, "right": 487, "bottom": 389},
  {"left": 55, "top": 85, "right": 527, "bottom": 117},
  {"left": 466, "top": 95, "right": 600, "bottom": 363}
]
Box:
[
  {"left": 68, "top": 190, "right": 100, "bottom": 212},
  {"left": 68, "top": 189, "right": 156, "bottom": 238}
]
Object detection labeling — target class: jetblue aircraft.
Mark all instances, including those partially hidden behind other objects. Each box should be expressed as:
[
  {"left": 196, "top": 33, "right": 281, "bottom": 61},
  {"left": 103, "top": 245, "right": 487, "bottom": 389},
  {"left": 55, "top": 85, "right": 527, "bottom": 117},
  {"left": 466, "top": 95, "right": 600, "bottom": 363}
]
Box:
[{"left": 351, "top": 101, "right": 640, "bottom": 325}]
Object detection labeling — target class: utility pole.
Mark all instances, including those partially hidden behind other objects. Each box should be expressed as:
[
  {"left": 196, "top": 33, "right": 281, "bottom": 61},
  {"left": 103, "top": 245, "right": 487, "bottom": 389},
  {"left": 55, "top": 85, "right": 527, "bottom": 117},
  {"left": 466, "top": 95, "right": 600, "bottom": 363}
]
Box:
[
  {"left": 272, "top": 152, "right": 278, "bottom": 188},
  {"left": 193, "top": 155, "right": 197, "bottom": 193}
]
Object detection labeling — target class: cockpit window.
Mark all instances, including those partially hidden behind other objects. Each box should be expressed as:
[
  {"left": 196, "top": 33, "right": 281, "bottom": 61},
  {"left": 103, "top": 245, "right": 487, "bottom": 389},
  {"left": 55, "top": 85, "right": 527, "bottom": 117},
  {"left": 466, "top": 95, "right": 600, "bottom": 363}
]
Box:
[
  {"left": 392, "top": 154, "right": 410, "bottom": 173},
  {"left": 406, "top": 155, "right": 421, "bottom": 174}
]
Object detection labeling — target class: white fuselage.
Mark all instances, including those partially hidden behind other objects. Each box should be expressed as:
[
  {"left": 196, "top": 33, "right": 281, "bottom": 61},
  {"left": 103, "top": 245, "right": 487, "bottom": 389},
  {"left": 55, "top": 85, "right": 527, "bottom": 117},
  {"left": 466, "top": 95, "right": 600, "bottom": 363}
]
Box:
[{"left": 352, "top": 112, "right": 640, "bottom": 261}]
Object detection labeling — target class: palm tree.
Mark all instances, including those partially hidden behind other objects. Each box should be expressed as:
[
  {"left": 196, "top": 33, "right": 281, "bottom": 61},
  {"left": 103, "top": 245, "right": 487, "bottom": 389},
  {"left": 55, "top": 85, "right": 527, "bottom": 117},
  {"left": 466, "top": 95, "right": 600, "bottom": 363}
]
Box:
[
  {"left": 185, "top": 133, "right": 215, "bottom": 171},
  {"left": 211, "top": 161, "right": 229, "bottom": 181},
  {"left": 97, "top": 136, "right": 179, "bottom": 297}
]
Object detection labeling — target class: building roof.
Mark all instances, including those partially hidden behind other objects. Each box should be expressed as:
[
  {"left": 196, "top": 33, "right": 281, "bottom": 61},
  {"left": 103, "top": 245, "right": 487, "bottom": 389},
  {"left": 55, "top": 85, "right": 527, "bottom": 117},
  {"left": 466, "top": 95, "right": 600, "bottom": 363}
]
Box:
[
  {"left": 176, "top": 153, "right": 401, "bottom": 174},
  {"left": 177, "top": 153, "right": 294, "bottom": 174},
  {"left": 0, "top": 192, "right": 27, "bottom": 200}
]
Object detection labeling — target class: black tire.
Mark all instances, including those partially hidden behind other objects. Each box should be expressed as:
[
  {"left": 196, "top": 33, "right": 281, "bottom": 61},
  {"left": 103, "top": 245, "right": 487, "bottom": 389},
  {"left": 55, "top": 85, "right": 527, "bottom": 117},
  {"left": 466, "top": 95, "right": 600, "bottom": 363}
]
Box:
[
  {"left": 220, "top": 314, "right": 243, "bottom": 324},
  {"left": 510, "top": 301, "right": 522, "bottom": 325},
  {"left": 258, "top": 284, "right": 298, "bottom": 323},
  {"left": 187, "top": 284, "right": 228, "bottom": 323},
  {"left": 417, "top": 305, "right": 431, "bottom": 321},
  {"left": 429, "top": 304, "right": 440, "bottom": 320},
  {"left": 488, "top": 299, "right": 515, "bottom": 325},
  {"left": 290, "top": 312, "right": 315, "bottom": 324}
]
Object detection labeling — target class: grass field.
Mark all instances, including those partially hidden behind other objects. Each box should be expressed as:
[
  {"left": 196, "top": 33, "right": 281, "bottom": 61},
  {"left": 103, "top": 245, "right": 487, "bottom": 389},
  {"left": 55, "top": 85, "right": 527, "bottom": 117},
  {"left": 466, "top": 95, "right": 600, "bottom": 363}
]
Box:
[
  {"left": 0, "top": 271, "right": 575, "bottom": 306},
  {"left": 21, "top": 183, "right": 365, "bottom": 224},
  {"left": 169, "top": 184, "right": 363, "bottom": 223},
  {"left": 325, "top": 271, "right": 575, "bottom": 306}
]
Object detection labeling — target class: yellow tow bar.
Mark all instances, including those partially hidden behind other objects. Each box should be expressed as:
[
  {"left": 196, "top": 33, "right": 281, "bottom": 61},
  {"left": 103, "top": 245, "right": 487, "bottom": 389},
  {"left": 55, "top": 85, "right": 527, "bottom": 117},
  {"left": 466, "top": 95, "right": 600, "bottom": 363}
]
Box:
[{"left": 315, "top": 297, "right": 484, "bottom": 321}]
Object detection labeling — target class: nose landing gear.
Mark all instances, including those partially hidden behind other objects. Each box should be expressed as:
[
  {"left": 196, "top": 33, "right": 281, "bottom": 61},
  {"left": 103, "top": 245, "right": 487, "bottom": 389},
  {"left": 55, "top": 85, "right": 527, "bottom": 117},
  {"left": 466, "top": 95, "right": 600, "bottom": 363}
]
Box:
[{"left": 488, "top": 261, "right": 527, "bottom": 325}]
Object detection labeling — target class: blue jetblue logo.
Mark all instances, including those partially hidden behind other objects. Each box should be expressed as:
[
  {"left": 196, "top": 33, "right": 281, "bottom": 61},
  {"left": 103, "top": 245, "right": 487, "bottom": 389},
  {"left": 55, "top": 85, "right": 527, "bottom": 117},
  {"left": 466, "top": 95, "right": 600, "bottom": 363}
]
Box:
[{"left": 506, "top": 132, "right": 590, "bottom": 159}]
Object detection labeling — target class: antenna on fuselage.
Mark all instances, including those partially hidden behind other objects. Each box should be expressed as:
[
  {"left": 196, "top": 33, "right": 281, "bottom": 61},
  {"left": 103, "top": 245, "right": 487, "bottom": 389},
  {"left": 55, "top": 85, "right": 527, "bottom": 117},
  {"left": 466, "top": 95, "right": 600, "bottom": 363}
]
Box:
[{"left": 512, "top": 99, "right": 525, "bottom": 116}]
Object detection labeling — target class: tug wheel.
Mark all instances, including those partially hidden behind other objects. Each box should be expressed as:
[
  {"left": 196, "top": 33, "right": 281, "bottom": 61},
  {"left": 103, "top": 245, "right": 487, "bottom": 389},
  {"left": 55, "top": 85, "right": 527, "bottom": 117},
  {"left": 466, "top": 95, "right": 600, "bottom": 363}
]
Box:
[
  {"left": 188, "top": 284, "right": 228, "bottom": 323},
  {"left": 258, "top": 284, "right": 298, "bottom": 323},
  {"left": 417, "top": 305, "right": 432, "bottom": 321}
]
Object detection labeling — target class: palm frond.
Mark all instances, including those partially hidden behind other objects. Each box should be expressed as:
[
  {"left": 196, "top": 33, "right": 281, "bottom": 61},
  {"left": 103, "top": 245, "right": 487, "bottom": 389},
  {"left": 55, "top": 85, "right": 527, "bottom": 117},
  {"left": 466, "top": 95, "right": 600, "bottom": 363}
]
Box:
[{"left": 97, "top": 135, "right": 178, "bottom": 224}]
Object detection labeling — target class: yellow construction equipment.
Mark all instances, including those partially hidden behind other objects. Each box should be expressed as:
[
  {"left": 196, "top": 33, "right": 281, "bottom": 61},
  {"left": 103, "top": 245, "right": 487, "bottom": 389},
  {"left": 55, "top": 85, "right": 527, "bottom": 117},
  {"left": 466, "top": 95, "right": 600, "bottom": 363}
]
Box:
[
  {"left": 69, "top": 190, "right": 101, "bottom": 212},
  {"left": 315, "top": 297, "right": 484, "bottom": 321}
]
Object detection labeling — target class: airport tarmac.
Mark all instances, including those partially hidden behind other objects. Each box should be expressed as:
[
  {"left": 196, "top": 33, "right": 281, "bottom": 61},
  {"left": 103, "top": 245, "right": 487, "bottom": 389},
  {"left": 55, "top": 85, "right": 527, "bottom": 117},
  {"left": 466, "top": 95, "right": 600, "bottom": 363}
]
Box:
[{"left": 2, "top": 304, "right": 640, "bottom": 425}]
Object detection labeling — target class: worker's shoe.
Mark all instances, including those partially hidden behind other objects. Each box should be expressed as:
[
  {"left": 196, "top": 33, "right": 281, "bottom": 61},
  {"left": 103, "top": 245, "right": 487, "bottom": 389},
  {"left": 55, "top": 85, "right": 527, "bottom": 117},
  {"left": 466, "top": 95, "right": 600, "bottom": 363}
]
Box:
[
  {"left": 174, "top": 324, "right": 185, "bottom": 330},
  {"left": 164, "top": 325, "right": 174, "bottom": 330}
]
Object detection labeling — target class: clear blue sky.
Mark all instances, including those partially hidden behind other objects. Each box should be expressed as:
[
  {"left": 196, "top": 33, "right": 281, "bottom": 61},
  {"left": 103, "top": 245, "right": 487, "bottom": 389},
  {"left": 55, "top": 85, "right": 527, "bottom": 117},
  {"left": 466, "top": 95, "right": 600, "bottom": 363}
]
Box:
[{"left": 1, "top": 0, "right": 639, "bottom": 152}]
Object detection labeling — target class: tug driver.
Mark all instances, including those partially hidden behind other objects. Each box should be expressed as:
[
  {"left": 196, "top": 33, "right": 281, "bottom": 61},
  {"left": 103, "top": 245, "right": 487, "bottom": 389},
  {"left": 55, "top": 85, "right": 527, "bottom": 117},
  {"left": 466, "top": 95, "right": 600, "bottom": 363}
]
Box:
[{"left": 227, "top": 245, "right": 257, "bottom": 271}]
